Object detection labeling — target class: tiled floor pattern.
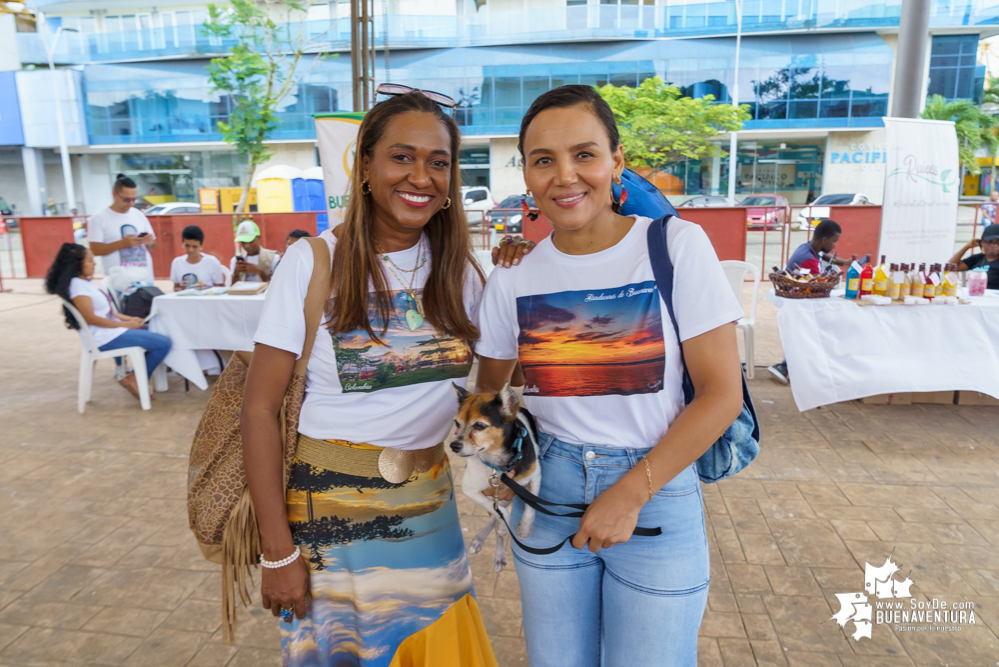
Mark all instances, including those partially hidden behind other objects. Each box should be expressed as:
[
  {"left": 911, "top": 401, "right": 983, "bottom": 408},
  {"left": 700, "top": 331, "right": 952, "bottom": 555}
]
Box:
[{"left": 1, "top": 280, "right": 997, "bottom": 666}]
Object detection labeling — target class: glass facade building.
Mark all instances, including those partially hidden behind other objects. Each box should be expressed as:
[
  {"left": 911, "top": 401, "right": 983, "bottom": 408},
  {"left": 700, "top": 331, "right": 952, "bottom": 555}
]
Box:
[
  {"left": 83, "top": 33, "right": 896, "bottom": 145},
  {"left": 9, "top": 0, "right": 994, "bottom": 212}
]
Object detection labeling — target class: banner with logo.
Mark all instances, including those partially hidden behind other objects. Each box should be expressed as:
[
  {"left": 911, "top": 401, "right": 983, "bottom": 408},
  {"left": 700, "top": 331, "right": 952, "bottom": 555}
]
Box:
[
  {"left": 879, "top": 118, "right": 960, "bottom": 265},
  {"left": 315, "top": 113, "right": 365, "bottom": 227}
]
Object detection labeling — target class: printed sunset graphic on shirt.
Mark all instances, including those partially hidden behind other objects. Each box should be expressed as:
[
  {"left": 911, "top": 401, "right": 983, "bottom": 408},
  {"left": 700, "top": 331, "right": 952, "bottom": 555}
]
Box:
[
  {"left": 332, "top": 289, "right": 473, "bottom": 393},
  {"left": 516, "top": 280, "right": 666, "bottom": 397}
]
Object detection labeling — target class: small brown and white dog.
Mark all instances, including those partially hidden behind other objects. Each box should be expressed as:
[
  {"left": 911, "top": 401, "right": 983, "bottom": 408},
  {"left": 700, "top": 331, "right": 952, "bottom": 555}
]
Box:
[{"left": 451, "top": 383, "right": 541, "bottom": 572}]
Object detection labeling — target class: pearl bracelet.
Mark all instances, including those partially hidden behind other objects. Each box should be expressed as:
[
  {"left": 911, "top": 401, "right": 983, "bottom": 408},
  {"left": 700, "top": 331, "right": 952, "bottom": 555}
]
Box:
[{"left": 259, "top": 546, "right": 301, "bottom": 569}]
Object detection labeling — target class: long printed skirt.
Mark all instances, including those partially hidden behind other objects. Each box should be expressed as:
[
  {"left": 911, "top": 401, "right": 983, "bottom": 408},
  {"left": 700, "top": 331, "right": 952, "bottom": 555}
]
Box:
[{"left": 281, "top": 444, "right": 496, "bottom": 667}]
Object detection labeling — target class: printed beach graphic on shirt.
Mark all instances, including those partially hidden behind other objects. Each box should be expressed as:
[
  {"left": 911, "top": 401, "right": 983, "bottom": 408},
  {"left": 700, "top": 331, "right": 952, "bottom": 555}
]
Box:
[
  {"left": 516, "top": 280, "right": 666, "bottom": 397},
  {"left": 332, "top": 289, "right": 473, "bottom": 393}
]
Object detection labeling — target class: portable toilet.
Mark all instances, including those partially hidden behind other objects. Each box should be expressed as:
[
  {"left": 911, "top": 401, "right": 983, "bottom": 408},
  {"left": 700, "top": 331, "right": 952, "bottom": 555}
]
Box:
[
  {"left": 253, "top": 165, "right": 302, "bottom": 212},
  {"left": 303, "top": 166, "right": 326, "bottom": 211},
  {"left": 291, "top": 175, "right": 309, "bottom": 212}
]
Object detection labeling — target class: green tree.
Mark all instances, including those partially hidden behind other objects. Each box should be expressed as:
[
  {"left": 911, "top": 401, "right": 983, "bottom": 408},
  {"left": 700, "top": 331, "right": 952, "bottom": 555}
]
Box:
[
  {"left": 598, "top": 76, "right": 750, "bottom": 177},
  {"left": 982, "top": 74, "right": 999, "bottom": 107},
  {"left": 921, "top": 94, "right": 998, "bottom": 176},
  {"left": 203, "top": 0, "right": 332, "bottom": 212}
]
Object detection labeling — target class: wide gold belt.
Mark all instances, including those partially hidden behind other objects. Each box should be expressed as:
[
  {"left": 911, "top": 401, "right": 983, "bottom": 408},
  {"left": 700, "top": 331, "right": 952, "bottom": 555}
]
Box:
[{"left": 295, "top": 434, "right": 445, "bottom": 484}]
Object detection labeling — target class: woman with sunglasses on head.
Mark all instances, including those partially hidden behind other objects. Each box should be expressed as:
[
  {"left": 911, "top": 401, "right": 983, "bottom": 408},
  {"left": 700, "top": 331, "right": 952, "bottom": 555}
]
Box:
[
  {"left": 474, "top": 85, "right": 745, "bottom": 666},
  {"left": 242, "top": 87, "right": 532, "bottom": 667}
]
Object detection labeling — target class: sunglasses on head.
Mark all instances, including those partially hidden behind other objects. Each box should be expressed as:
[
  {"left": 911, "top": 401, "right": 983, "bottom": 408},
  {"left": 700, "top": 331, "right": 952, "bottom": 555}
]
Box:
[{"left": 375, "top": 83, "right": 456, "bottom": 116}]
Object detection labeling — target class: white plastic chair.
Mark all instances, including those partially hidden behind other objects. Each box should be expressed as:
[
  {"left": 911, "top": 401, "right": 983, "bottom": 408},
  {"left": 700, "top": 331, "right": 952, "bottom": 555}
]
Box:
[
  {"left": 100, "top": 275, "right": 121, "bottom": 310},
  {"left": 61, "top": 299, "right": 151, "bottom": 412},
  {"left": 720, "top": 261, "right": 761, "bottom": 379},
  {"left": 219, "top": 264, "right": 233, "bottom": 287}
]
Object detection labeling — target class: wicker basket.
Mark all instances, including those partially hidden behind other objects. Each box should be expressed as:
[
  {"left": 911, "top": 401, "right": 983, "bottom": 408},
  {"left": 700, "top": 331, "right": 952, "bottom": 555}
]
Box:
[{"left": 770, "top": 273, "right": 840, "bottom": 299}]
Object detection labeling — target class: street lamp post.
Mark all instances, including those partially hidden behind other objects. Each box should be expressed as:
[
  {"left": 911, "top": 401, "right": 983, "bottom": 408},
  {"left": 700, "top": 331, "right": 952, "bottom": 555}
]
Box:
[
  {"left": 727, "top": 0, "right": 743, "bottom": 201},
  {"left": 37, "top": 13, "right": 78, "bottom": 215}
]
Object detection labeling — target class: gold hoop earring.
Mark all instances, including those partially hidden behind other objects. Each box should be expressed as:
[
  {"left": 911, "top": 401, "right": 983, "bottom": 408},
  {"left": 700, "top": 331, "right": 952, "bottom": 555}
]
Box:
[
  {"left": 361, "top": 181, "right": 371, "bottom": 195},
  {"left": 441, "top": 197, "right": 451, "bottom": 210}
]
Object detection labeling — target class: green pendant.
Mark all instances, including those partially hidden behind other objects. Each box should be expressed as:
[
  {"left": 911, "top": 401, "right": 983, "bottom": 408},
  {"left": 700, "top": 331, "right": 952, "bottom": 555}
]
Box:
[{"left": 405, "top": 308, "right": 424, "bottom": 331}]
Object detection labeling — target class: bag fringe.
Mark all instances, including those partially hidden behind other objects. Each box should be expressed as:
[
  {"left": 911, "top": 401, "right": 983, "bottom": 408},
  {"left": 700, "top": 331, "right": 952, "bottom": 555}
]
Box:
[{"left": 220, "top": 487, "right": 261, "bottom": 644}]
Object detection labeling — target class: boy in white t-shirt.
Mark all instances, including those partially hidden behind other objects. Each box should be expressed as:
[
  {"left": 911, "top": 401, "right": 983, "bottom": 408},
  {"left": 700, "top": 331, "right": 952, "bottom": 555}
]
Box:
[
  {"left": 170, "top": 225, "right": 225, "bottom": 291},
  {"left": 87, "top": 174, "right": 157, "bottom": 281}
]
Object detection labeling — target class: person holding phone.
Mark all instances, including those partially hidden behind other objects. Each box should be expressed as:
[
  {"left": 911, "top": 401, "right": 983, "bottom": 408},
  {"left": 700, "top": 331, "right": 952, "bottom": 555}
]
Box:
[
  {"left": 230, "top": 220, "right": 279, "bottom": 282},
  {"left": 88, "top": 174, "right": 157, "bottom": 282}
]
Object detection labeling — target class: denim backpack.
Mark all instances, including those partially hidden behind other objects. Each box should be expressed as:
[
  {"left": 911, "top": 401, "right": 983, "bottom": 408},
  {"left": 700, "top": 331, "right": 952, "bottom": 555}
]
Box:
[
  {"left": 646, "top": 214, "right": 761, "bottom": 483},
  {"left": 619, "top": 169, "right": 679, "bottom": 220}
]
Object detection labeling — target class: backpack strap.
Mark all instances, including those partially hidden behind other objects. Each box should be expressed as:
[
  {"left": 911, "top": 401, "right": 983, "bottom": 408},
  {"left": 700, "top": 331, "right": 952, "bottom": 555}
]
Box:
[
  {"left": 294, "top": 237, "right": 332, "bottom": 375},
  {"left": 646, "top": 214, "right": 697, "bottom": 405},
  {"left": 646, "top": 214, "right": 683, "bottom": 349}
]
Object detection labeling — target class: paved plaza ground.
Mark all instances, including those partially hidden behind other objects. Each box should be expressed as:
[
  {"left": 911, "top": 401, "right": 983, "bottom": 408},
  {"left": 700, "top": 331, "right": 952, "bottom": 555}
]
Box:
[{"left": 1, "top": 278, "right": 997, "bottom": 667}]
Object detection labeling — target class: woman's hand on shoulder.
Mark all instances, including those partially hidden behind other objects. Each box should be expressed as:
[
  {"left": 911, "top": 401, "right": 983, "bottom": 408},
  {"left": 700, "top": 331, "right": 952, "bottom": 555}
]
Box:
[{"left": 491, "top": 236, "right": 536, "bottom": 269}]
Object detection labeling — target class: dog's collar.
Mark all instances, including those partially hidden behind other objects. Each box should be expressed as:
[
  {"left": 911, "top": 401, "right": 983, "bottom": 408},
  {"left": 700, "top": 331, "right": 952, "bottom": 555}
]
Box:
[{"left": 483, "top": 422, "right": 527, "bottom": 475}]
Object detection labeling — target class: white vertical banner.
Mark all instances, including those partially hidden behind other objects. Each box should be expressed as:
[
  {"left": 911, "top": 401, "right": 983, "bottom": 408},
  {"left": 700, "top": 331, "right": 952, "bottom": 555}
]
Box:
[
  {"left": 879, "top": 118, "right": 960, "bottom": 264},
  {"left": 315, "top": 113, "right": 364, "bottom": 228}
]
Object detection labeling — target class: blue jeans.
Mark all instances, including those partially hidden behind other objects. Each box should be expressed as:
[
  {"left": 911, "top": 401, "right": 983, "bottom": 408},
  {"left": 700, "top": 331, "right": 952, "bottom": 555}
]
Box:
[
  {"left": 511, "top": 433, "right": 709, "bottom": 667},
  {"left": 99, "top": 330, "right": 172, "bottom": 375}
]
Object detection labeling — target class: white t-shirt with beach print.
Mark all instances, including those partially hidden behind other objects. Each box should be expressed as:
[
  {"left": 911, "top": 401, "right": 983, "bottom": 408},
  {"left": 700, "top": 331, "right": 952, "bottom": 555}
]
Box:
[
  {"left": 475, "top": 216, "right": 744, "bottom": 450},
  {"left": 253, "top": 229, "right": 484, "bottom": 450},
  {"left": 86, "top": 207, "right": 155, "bottom": 279},
  {"left": 170, "top": 253, "right": 225, "bottom": 288}
]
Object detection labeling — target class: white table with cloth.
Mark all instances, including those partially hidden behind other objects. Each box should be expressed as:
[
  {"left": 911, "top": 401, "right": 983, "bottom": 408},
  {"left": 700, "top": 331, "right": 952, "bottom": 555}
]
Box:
[
  {"left": 148, "top": 292, "right": 267, "bottom": 391},
  {"left": 767, "top": 289, "right": 999, "bottom": 411}
]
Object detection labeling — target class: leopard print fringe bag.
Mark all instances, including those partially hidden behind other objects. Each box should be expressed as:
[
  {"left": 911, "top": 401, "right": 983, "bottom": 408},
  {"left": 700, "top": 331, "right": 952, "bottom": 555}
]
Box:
[{"left": 187, "top": 237, "right": 330, "bottom": 643}]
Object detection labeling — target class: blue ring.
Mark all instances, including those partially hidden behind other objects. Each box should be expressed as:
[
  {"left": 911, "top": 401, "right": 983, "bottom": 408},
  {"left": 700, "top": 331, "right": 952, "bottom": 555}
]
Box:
[{"left": 280, "top": 608, "right": 294, "bottom": 623}]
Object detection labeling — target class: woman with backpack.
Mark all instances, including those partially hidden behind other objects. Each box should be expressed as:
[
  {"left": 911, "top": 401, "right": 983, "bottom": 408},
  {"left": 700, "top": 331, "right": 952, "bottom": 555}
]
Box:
[
  {"left": 241, "top": 88, "right": 532, "bottom": 666},
  {"left": 473, "top": 85, "right": 746, "bottom": 666},
  {"left": 45, "top": 243, "right": 171, "bottom": 400}
]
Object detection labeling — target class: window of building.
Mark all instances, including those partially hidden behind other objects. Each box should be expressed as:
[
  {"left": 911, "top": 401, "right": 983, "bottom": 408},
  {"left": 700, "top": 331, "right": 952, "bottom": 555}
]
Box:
[{"left": 927, "top": 35, "right": 984, "bottom": 103}]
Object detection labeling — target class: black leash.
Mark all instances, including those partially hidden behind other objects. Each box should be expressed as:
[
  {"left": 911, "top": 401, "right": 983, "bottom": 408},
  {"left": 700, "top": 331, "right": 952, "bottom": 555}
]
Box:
[{"left": 491, "top": 473, "right": 662, "bottom": 556}]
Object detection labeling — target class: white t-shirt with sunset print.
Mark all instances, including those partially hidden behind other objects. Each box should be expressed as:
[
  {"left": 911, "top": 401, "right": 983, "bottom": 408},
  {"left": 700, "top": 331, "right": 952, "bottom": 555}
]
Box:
[
  {"left": 253, "top": 229, "right": 484, "bottom": 450},
  {"left": 475, "top": 216, "right": 744, "bottom": 450}
]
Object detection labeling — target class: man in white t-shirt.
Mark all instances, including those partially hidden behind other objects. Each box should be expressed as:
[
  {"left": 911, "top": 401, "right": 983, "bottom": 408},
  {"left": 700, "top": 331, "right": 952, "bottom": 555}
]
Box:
[
  {"left": 170, "top": 225, "right": 225, "bottom": 290},
  {"left": 230, "top": 220, "right": 280, "bottom": 283},
  {"left": 88, "top": 174, "right": 157, "bottom": 281}
]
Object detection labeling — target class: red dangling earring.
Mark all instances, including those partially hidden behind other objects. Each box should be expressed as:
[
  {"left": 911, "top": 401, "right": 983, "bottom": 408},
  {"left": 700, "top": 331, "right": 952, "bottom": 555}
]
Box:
[
  {"left": 612, "top": 176, "right": 628, "bottom": 208},
  {"left": 521, "top": 190, "right": 538, "bottom": 221}
]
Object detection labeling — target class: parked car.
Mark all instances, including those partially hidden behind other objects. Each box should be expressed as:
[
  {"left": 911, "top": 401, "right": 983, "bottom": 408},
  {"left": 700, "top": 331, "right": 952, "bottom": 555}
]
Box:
[
  {"left": 461, "top": 185, "right": 495, "bottom": 213},
  {"left": 678, "top": 195, "right": 740, "bottom": 207},
  {"left": 144, "top": 201, "right": 203, "bottom": 215},
  {"left": 0, "top": 196, "right": 12, "bottom": 216},
  {"left": 741, "top": 195, "right": 790, "bottom": 230},
  {"left": 796, "top": 193, "right": 871, "bottom": 230},
  {"left": 490, "top": 195, "right": 533, "bottom": 234}
]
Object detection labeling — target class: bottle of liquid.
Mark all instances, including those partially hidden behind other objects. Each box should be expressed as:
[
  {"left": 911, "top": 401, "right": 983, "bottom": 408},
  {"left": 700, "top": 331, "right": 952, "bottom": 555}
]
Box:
[
  {"left": 899, "top": 263, "right": 912, "bottom": 299},
  {"left": 846, "top": 255, "right": 861, "bottom": 299},
  {"left": 911, "top": 263, "right": 926, "bottom": 298},
  {"left": 889, "top": 263, "right": 902, "bottom": 300},
  {"left": 927, "top": 263, "right": 941, "bottom": 299},
  {"left": 873, "top": 255, "right": 890, "bottom": 296},
  {"left": 943, "top": 263, "right": 959, "bottom": 297},
  {"left": 860, "top": 259, "right": 875, "bottom": 296}
]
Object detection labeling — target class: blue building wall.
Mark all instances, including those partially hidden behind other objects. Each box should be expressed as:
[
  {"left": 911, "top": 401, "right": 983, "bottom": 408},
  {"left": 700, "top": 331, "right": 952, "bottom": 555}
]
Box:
[
  {"left": 0, "top": 72, "right": 25, "bottom": 146},
  {"left": 83, "top": 33, "right": 902, "bottom": 145}
]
